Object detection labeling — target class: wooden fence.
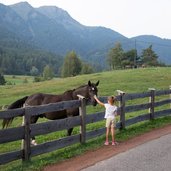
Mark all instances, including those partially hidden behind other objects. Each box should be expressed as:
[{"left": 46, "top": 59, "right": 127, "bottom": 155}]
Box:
[{"left": 1, "top": 87, "right": 171, "bottom": 164}]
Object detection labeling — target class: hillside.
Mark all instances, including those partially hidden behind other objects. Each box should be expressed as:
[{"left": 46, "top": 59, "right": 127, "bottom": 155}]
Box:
[
  {"left": 8, "top": 2, "right": 126, "bottom": 55},
  {"left": 1, "top": 67, "right": 171, "bottom": 106},
  {"left": 1, "top": 67, "right": 171, "bottom": 171},
  {"left": 0, "top": 2, "right": 171, "bottom": 72},
  {"left": 131, "top": 35, "right": 171, "bottom": 64}
]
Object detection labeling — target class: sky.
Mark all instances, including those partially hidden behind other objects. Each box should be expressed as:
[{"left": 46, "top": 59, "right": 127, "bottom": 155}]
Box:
[{"left": 1, "top": 0, "right": 171, "bottom": 39}]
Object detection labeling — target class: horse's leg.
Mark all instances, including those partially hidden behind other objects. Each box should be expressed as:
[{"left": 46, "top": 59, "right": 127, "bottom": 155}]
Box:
[
  {"left": 66, "top": 109, "right": 79, "bottom": 136},
  {"left": 67, "top": 128, "right": 73, "bottom": 136},
  {"left": 30, "top": 115, "right": 39, "bottom": 146}
]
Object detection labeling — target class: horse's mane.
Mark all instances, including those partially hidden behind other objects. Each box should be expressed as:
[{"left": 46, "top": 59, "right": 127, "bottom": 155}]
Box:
[
  {"left": 75, "top": 84, "right": 87, "bottom": 89},
  {"left": 63, "top": 84, "right": 87, "bottom": 95}
]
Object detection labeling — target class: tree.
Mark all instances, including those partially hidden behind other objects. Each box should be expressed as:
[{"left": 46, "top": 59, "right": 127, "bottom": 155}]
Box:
[
  {"left": 123, "top": 49, "right": 138, "bottom": 68},
  {"left": 61, "top": 51, "right": 82, "bottom": 77},
  {"left": 141, "top": 45, "right": 159, "bottom": 66},
  {"left": 81, "top": 63, "right": 94, "bottom": 74},
  {"left": 0, "top": 73, "right": 6, "bottom": 85},
  {"left": 43, "top": 65, "right": 54, "bottom": 80},
  {"left": 30, "top": 66, "right": 39, "bottom": 76},
  {"left": 107, "top": 42, "right": 124, "bottom": 70},
  {"left": 0, "top": 46, "right": 63, "bottom": 76}
]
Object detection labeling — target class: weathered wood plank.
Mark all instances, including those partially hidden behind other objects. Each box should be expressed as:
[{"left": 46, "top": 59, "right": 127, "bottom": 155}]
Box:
[
  {"left": 125, "top": 113, "right": 150, "bottom": 126},
  {"left": 0, "top": 126, "right": 24, "bottom": 144},
  {"left": 86, "top": 122, "right": 121, "bottom": 140},
  {"left": 116, "top": 121, "right": 122, "bottom": 129},
  {"left": 79, "top": 97, "right": 86, "bottom": 144},
  {"left": 31, "top": 134, "right": 80, "bottom": 157},
  {"left": 86, "top": 112, "right": 104, "bottom": 124},
  {"left": 86, "top": 121, "right": 121, "bottom": 140},
  {"left": 22, "top": 113, "right": 31, "bottom": 161},
  {"left": 118, "top": 92, "right": 126, "bottom": 129},
  {"left": 0, "top": 108, "right": 24, "bottom": 119},
  {"left": 125, "top": 103, "right": 151, "bottom": 113},
  {"left": 86, "top": 95, "right": 121, "bottom": 106},
  {"left": 155, "top": 89, "right": 171, "bottom": 96},
  {"left": 125, "top": 92, "right": 150, "bottom": 101},
  {"left": 86, "top": 128, "right": 106, "bottom": 140},
  {"left": 154, "top": 109, "right": 171, "bottom": 118},
  {"left": 115, "top": 95, "right": 121, "bottom": 102},
  {"left": 2, "top": 89, "right": 171, "bottom": 165},
  {"left": 154, "top": 99, "right": 171, "bottom": 107},
  {"left": 149, "top": 88, "right": 155, "bottom": 120},
  {"left": 31, "top": 116, "right": 81, "bottom": 137},
  {"left": 86, "top": 97, "right": 107, "bottom": 106},
  {"left": 0, "top": 150, "right": 22, "bottom": 165},
  {"left": 117, "top": 90, "right": 125, "bottom": 94},
  {"left": 25, "top": 100, "right": 81, "bottom": 116}
]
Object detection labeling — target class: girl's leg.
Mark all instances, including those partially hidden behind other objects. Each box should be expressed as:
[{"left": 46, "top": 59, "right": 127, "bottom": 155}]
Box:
[
  {"left": 111, "top": 126, "right": 115, "bottom": 142},
  {"left": 105, "top": 118, "right": 110, "bottom": 144},
  {"left": 106, "top": 127, "right": 110, "bottom": 142}
]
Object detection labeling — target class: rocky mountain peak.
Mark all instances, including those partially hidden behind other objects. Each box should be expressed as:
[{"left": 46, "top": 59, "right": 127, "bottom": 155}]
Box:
[{"left": 10, "top": 1, "right": 34, "bottom": 20}]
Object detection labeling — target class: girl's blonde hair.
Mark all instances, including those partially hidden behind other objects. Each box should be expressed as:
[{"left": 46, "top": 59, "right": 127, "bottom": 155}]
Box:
[{"left": 107, "top": 96, "right": 116, "bottom": 104}]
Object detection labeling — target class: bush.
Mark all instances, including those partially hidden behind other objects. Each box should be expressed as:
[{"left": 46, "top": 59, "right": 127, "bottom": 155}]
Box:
[
  {"left": 33, "top": 76, "right": 43, "bottom": 82},
  {"left": 0, "top": 73, "right": 6, "bottom": 85},
  {"left": 23, "top": 78, "right": 28, "bottom": 84}
]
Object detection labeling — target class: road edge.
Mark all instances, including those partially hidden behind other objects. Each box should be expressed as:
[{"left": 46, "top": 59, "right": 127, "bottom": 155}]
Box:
[{"left": 43, "top": 124, "right": 171, "bottom": 171}]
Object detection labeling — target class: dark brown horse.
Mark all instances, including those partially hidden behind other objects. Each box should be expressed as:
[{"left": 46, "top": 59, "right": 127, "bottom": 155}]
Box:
[{"left": 2, "top": 81, "right": 99, "bottom": 144}]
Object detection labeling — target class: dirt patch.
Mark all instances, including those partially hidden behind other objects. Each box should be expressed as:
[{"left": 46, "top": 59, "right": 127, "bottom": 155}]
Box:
[{"left": 43, "top": 124, "right": 171, "bottom": 171}]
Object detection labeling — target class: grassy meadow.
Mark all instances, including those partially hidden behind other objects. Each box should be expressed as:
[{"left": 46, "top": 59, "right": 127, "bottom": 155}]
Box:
[
  {"left": 1, "top": 67, "right": 171, "bottom": 170},
  {"left": 2, "top": 67, "right": 171, "bottom": 105}
]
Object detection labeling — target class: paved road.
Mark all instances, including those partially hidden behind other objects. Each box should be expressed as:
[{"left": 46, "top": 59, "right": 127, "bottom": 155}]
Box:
[{"left": 82, "top": 133, "right": 171, "bottom": 171}]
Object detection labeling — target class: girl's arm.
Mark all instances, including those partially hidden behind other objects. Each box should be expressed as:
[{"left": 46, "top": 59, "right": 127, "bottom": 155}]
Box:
[{"left": 94, "top": 95, "right": 104, "bottom": 107}]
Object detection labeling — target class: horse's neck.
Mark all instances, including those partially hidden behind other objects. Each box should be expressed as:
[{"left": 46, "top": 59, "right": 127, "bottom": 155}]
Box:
[{"left": 72, "top": 86, "right": 88, "bottom": 100}]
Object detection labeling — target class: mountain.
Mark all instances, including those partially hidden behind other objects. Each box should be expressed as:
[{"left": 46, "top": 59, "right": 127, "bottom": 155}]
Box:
[
  {"left": 7, "top": 2, "right": 127, "bottom": 56},
  {"left": 0, "top": 2, "right": 63, "bottom": 76},
  {"left": 131, "top": 35, "right": 171, "bottom": 64},
  {"left": 0, "top": 1, "right": 171, "bottom": 72}
]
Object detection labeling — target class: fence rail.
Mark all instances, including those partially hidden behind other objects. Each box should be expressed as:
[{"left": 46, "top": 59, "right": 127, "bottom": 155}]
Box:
[{"left": 1, "top": 87, "right": 171, "bottom": 164}]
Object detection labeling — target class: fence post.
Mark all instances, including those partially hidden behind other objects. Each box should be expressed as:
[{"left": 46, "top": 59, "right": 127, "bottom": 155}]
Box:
[
  {"left": 77, "top": 95, "right": 86, "bottom": 144},
  {"left": 169, "top": 86, "right": 171, "bottom": 109},
  {"left": 117, "top": 90, "right": 126, "bottom": 129},
  {"left": 148, "top": 88, "right": 155, "bottom": 120},
  {"left": 22, "top": 108, "right": 31, "bottom": 162}
]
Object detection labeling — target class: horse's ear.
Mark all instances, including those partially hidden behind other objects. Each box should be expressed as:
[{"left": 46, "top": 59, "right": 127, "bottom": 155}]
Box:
[
  {"left": 88, "top": 80, "right": 91, "bottom": 86},
  {"left": 96, "top": 80, "right": 99, "bottom": 86}
]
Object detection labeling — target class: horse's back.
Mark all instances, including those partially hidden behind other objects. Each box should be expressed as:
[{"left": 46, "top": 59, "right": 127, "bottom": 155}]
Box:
[
  {"left": 25, "top": 93, "right": 44, "bottom": 106},
  {"left": 25, "top": 91, "right": 74, "bottom": 106}
]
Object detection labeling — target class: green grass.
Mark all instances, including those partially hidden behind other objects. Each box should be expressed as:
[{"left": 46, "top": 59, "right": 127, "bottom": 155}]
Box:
[
  {"left": 1, "top": 116, "right": 171, "bottom": 171},
  {"left": 1, "top": 67, "right": 171, "bottom": 105},
  {"left": 5, "top": 75, "right": 34, "bottom": 85},
  {"left": 1, "top": 67, "right": 171, "bottom": 170}
]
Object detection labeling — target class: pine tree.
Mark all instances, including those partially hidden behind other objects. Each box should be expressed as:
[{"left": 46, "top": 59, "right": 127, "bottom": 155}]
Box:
[{"left": 141, "top": 45, "right": 159, "bottom": 66}]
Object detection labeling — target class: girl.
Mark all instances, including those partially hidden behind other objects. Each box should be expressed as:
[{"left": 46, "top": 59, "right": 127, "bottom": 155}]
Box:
[{"left": 94, "top": 95, "right": 118, "bottom": 145}]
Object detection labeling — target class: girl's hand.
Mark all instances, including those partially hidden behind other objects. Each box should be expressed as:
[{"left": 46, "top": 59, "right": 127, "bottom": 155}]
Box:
[
  {"left": 94, "top": 95, "right": 97, "bottom": 98},
  {"left": 94, "top": 95, "right": 104, "bottom": 107}
]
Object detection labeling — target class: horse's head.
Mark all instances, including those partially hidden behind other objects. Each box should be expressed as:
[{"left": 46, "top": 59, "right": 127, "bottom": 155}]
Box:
[{"left": 87, "top": 80, "right": 99, "bottom": 106}]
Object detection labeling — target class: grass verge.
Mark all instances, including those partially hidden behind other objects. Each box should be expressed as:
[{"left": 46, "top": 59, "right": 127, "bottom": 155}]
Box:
[{"left": 1, "top": 116, "right": 171, "bottom": 171}]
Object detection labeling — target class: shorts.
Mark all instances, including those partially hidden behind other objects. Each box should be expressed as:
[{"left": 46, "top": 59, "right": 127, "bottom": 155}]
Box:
[{"left": 105, "top": 118, "right": 115, "bottom": 128}]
